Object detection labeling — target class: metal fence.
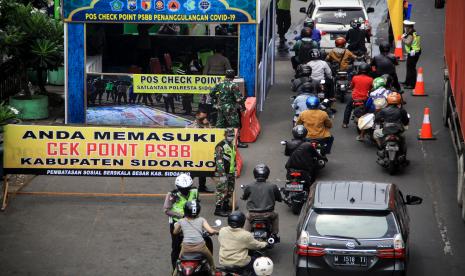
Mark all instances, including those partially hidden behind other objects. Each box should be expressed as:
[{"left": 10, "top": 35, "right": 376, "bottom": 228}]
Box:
[{"left": 0, "top": 63, "right": 21, "bottom": 102}]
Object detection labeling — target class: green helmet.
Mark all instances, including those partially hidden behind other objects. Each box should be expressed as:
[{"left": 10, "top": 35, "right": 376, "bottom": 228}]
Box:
[{"left": 372, "top": 77, "right": 387, "bottom": 90}]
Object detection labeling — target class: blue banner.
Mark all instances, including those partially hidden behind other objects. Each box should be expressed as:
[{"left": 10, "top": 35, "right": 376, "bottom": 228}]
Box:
[{"left": 63, "top": 0, "right": 256, "bottom": 23}]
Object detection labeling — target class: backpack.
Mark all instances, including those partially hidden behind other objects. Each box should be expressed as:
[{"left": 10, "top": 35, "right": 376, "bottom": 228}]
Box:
[{"left": 298, "top": 39, "right": 317, "bottom": 64}]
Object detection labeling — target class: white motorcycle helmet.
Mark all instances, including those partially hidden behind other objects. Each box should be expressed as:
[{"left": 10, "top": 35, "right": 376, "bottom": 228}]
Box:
[
  {"left": 175, "top": 173, "right": 193, "bottom": 189},
  {"left": 253, "top": 257, "right": 273, "bottom": 276}
]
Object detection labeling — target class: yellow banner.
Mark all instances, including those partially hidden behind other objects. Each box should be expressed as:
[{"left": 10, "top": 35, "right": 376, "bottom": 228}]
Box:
[
  {"left": 388, "top": 0, "right": 404, "bottom": 43},
  {"left": 133, "top": 74, "right": 225, "bottom": 94},
  {"left": 3, "top": 125, "right": 228, "bottom": 177}
]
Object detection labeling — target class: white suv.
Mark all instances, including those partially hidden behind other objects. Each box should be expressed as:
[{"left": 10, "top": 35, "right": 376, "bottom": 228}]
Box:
[{"left": 300, "top": 0, "right": 375, "bottom": 50}]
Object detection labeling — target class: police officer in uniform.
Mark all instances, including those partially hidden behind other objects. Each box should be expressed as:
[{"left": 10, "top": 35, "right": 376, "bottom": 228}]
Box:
[
  {"left": 214, "top": 128, "right": 237, "bottom": 217},
  {"left": 401, "top": 20, "right": 421, "bottom": 89},
  {"left": 163, "top": 173, "right": 199, "bottom": 269}
]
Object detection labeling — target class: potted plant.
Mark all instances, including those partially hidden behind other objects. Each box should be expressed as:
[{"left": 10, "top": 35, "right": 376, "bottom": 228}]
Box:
[{"left": 0, "top": 0, "right": 63, "bottom": 119}]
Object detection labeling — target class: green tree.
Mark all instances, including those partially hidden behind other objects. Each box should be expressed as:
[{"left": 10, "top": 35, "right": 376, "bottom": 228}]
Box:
[{"left": 0, "top": 0, "right": 63, "bottom": 94}]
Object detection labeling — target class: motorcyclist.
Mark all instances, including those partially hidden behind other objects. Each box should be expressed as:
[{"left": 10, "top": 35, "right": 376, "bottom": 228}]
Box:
[
  {"left": 296, "top": 96, "right": 334, "bottom": 154},
  {"left": 365, "top": 76, "right": 392, "bottom": 113},
  {"left": 253, "top": 257, "right": 274, "bottom": 276},
  {"left": 345, "top": 18, "right": 370, "bottom": 56},
  {"left": 371, "top": 41, "right": 401, "bottom": 91},
  {"left": 374, "top": 92, "right": 409, "bottom": 157},
  {"left": 291, "top": 64, "right": 312, "bottom": 93},
  {"left": 306, "top": 49, "right": 334, "bottom": 98},
  {"left": 342, "top": 63, "right": 373, "bottom": 136},
  {"left": 291, "top": 81, "right": 319, "bottom": 123},
  {"left": 326, "top": 37, "right": 357, "bottom": 72},
  {"left": 295, "top": 19, "right": 322, "bottom": 44},
  {"left": 285, "top": 126, "right": 321, "bottom": 186},
  {"left": 164, "top": 173, "right": 199, "bottom": 269},
  {"left": 218, "top": 211, "right": 268, "bottom": 274},
  {"left": 242, "top": 164, "right": 283, "bottom": 240},
  {"left": 172, "top": 201, "right": 218, "bottom": 275},
  {"left": 291, "top": 27, "right": 319, "bottom": 69}
]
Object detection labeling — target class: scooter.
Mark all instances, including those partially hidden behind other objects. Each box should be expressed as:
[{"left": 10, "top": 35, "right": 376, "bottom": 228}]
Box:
[
  {"left": 174, "top": 220, "right": 221, "bottom": 276},
  {"left": 376, "top": 127, "right": 409, "bottom": 175}
]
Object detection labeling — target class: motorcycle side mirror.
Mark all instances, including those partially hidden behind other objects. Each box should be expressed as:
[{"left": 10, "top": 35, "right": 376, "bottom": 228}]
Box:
[
  {"left": 405, "top": 195, "right": 423, "bottom": 205},
  {"left": 407, "top": 113, "right": 411, "bottom": 119},
  {"left": 240, "top": 184, "right": 245, "bottom": 189},
  {"left": 214, "top": 219, "right": 222, "bottom": 227},
  {"left": 294, "top": 30, "right": 298, "bottom": 35},
  {"left": 299, "top": 7, "right": 307, "bottom": 14},
  {"left": 280, "top": 141, "right": 287, "bottom": 145}
]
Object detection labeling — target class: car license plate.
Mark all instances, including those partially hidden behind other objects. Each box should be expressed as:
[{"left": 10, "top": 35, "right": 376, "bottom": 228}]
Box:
[
  {"left": 333, "top": 255, "right": 368, "bottom": 266},
  {"left": 386, "top": 145, "right": 399, "bottom": 151},
  {"left": 285, "top": 184, "right": 304, "bottom": 191}
]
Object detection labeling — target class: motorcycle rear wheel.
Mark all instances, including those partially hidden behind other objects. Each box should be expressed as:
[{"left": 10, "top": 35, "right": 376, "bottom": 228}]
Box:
[
  {"left": 388, "top": 161, "right": 397, "bottom": 175},
  {"left": 291, "top": 202, "right": 302, "bottom": 215}
]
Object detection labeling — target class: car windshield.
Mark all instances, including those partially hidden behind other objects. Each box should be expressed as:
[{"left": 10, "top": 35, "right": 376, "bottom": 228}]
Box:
[
  {"left": 306, "top": 211, "right": 398, "bottom": 239},
  {"left": 314, "top": 8, "right": 365, "bottom": 25}
]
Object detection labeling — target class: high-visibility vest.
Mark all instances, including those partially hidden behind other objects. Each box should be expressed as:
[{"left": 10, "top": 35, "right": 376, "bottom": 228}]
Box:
[
  {"left": 170, "top": 189, "right": 198, "bottom": 222},
  {"left": 405, "top": 32, "right": 421, "bottom": 53}
]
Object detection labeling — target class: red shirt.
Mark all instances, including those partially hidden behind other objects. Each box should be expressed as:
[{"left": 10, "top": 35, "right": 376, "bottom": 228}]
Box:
[{"left": 351, "top": 74, "right": 373, "bottom": 101}]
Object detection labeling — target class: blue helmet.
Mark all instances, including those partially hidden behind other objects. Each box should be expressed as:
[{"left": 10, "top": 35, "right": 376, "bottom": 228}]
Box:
[{"left": 306, "top": 95, "right": 320, "bottom": 109}]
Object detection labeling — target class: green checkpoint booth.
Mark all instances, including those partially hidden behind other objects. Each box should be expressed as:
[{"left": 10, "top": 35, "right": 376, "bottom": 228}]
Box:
[{"left": 64, "top": 0, "right": 276, "bottom": 123}]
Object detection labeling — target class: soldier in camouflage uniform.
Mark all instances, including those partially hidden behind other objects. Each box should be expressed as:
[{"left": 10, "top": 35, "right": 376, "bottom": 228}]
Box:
[
  {"left": 213, "top": 128, "right": 237, "bottom": 217},
  {"left": 209, "top": 69, "right": 245, "bottom": 129}
]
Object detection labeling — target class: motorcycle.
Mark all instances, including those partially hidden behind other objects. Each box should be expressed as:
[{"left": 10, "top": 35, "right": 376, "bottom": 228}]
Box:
[
  {"left": 281, "top": 169, "right": 309, "bottom": 214},
  {"left": 174, "top": 220, "right": 222, "bottom": 276},
  {"left": 376, "top": 126, "right": 408, "bottom": 175},
  {"left": 330, "top": 63, "right": 350, "bottom": 103}
]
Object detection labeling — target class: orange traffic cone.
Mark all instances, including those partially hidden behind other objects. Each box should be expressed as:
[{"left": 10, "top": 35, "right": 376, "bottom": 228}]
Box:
[
  {"left": 394, "top": 35, "right": 404, "bottom": 61},
  {"left": 418, "top": 108, "right": 436, "bottom": 140},
  {"left": 412, "top": 67, "right": 427, "bottom": 96}
]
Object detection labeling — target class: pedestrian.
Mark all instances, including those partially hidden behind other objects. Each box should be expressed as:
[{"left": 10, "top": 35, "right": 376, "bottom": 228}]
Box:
[
  {"left": 401, "top": 20, "right": 421, "bottom": 89},
  {"left": 209, "top": 69, "right": 247, "bottom": 148},
  {"left": 128, "top": 84, "right": 136, "bottom": 104},
  {"left": 105, "top": 80, "right": 114, "bottom": 102},
  {"left": 203, "top": 45, "right": 232, "bottom": 76},
  {"left": 163, "top": 174, "right": 199, "bottom": 270},
  {"left": 187, "top": 110, "right": 214, "bottom": 193},
  {"left": 163, "top": 93, "right": 175, "bottom": 113},
  {"left": 116, "top": 81, "right": 128, "bottom": 105},
  {"left": 214, "top": 128, "right": 237, "bottom": 217},
  {"left": 276, "top": 0, "right": 291, "bottom": 50}
]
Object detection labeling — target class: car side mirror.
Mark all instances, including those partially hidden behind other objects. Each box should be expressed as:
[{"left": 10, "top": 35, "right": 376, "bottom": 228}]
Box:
[
  {"left": 299, "top": 7, "right": 307, "bottom": 14},
  {"left": 405, "top": 195, "right": 422, "bottom": 205},
  {"left": 367, "top": 7, "right": 375, "bottom": 13}
]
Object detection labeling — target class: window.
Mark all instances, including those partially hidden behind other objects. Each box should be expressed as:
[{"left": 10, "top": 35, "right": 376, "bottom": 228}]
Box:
[
  {"left": 314, "top": 8, "right": 365, "bottom": 25},
  {"left": 306, "top": 211, "right": 399, "bottom": 239}
]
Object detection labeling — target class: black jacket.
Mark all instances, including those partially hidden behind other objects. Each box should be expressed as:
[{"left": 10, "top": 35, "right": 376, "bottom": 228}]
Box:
[
  {"left": 285, "top": 142, "right": 319, "bottom": 171},
  {"left": 375, "top": 106, "right": 409, "bottom": 134},
  {"left": 242, "top": 181, "right": 282, "bottom": 212},
  {"left": 345, "top": 29, "right": 370, "bottom": 53},
  {"left": 371, "top": 53, "right": 397, "bottom": 75},
  {"left": 284, "top": 139, "right": 304, "bottom": 156}
]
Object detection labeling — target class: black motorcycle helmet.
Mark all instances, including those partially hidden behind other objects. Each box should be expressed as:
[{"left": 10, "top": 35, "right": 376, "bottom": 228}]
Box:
[
  {"left": 225, "top": 69, "right": 235, "bottom": 79},
  {"left": 292, "top": 125, "right": 308, "bottom": 139},
  {"left": 184, "top": 200, "right": 201, "bottom": 218},
  {"left": 379, "top": 41, "right": 391, "bottom": 53},
  {"left": 228, "top": 211, "right": 246, "bottom": 228},
  {"left": 350, "top": 18, "right": 361, "bottom": 29},
  {"left": 310, "top": 49, "right": 321, "bottom": 60},
  {"left": 253, "top": 163, "right": 270, "bottom": 182},
  {"left": 358, "top": 62, "right": 370, "bottom": 74},
  {"left": 301, "top": 81, "right": 315, "bottom": 93},
  {"left": 303, "top": 19, "right": 315, "bottom": 29},
  {"left": 300, "top": 27, "right": 312, "bottom": 38}
]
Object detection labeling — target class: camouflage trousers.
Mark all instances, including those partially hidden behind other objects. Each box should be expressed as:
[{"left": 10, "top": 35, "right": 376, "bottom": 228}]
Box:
[
  {"left": 215, "top": 174, "right": 235, "bottom": 206},
  {"left": 216, "top": 109, "right": 240, "bottom": 128}
]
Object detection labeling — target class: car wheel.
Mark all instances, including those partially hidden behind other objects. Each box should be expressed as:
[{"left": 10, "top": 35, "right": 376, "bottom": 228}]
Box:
[
  {"left": 435, "top": 0, "right": 445, "bottom": 9},
  {"left": 458, "top": 154, "right": 464, "bottom": 207}
]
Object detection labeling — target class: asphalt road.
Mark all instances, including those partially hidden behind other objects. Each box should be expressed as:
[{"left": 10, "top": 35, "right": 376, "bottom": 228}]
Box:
[{"left": 1, "top": 1, "right": 465, "bottom": 275}]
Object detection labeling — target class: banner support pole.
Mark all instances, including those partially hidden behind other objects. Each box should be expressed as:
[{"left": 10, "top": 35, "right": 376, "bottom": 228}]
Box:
[{"left": 1, "top": 175, "right": 9, "bottom": 211}]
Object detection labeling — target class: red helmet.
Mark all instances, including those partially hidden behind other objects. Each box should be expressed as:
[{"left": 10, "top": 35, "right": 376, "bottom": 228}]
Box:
[{"left": 335, "top": 37, "right": 346, "bottom": 48}]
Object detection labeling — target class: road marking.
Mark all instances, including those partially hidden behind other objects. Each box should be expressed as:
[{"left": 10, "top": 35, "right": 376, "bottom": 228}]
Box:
[{"left": 420, "top": 142, "right": 454, "bottom": 255}]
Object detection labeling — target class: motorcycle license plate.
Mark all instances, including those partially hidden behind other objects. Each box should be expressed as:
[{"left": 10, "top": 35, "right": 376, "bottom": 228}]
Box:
[
  {"left": 285, "top": 184, "right": 304, "bottom": 191},
  {"left": 386, "top": 145, "right": 399, "bottom": 151},
  {"left": 333, "top": 255, "right": 368, "bottom": 267}
]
